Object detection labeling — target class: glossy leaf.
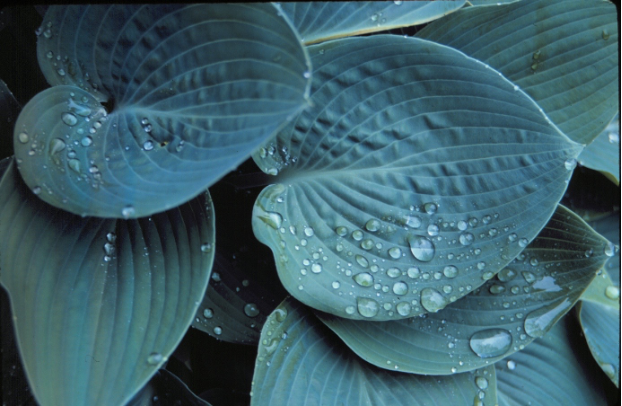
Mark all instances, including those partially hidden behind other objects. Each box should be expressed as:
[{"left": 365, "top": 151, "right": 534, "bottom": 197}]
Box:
[
  {"left": 280, "top": 1, "right": 466, "bottom": 45},
  {"left": 127, "top": 369, "right": 211, "bottom": 406},
  {"left": 252, "top": 35, "right": 582, "bottom": 321},
  {"left": 496, "top": 315, "right": 609, "bottom": 406},
  {"left": 317, "top": 205, "right": 611, "bottom": 374},
  {"left": 251, "top": 297, "right": 498, "bottom": 406},
  {"left": 578, "top": 114, "right": 620, "bottom": 185},
  {"left": 0, "top": 158, "right": 215, "bottom": 405},
  {"left": 14, "top": 4, "right": 311, "bottom": 218},
  {"left": 417, "top": 0, "right": 619, "bottom": 146}
]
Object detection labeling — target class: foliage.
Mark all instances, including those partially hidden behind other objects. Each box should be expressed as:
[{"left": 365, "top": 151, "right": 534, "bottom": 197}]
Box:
[{"left": 0, "top": 2, "right": 619, "bottom": 405}]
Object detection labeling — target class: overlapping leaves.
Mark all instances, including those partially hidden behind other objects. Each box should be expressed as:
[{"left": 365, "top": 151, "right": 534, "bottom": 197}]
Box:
[
  {"left": 252, "top": 35, "right": 581, "bottom": 321},
  {"left": 0, "top": 157, "right": 215, "bottom": 405},
  {"left": 14, "top": 4, "right": 311, "bottom": 218}
]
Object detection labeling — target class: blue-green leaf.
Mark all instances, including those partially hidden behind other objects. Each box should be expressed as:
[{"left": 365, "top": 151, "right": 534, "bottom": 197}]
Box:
[
  {"left": 417, "top": 0, "right": 619, "bottom": 146},
  {"left": 14, "top": 4, "right": 311, "bottom": 218},
  {"left": 578, "top": 114, "right": 620, "bottom": 185},
  {"left": 317, "top": 205, "right": 611, "bottom": 374},
  {"left": 251, "top": 297, "right": 498, "bottom": 406},
  {"left": 280, "top": 1, "right": 466, "bottom": 45},
  {"left": 496, "top": 315, "right": 609, "bottom": 406},
  {"left": 0, "top": 157, "right": 215, "bottom": 405},
  {"left": 252, "top": 35, "right": 581, "bottom": 321}
]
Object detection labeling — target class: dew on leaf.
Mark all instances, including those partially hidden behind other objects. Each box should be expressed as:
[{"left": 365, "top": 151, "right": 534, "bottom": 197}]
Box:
[
  {"left": 443, "top": 265, "right": 458, "bottom": 278},
  {"left": 18, "top": 132, "right": 29, "bottom": 144},
  {"left": 420, "top": 288, "right": 447, "bottom": 313},
  {"left": 388, "top": 247, "right": 402, "bottom": 259},
  {"left": 605, "top": 286, "right": 620, "bottom": 300},
  {"left": 392, "top": 281, "right": 408, "bottom": 295},
  {"left": 469, "top": 329, "right": 512, "bottom": 358},
  {"left": 524, "top": 298, "right": 572, "bottom": 338},
  {"left": 244, "top": 303, "right": 260, "bottom": 318},
  {"left": 365, "top": 219, "right": 380, "bottom": 232},
  {"left": 357, "top": 297, "right": 379, "bottom": 318},
  {"left": 408, "top": 235, "right": 435, "bottom": 262},
  {"left": 61, "top": 112, "right": 78, "bottom": 126},
  {"left": 353, "top": 272, "right": 374, "bottom": 287}
]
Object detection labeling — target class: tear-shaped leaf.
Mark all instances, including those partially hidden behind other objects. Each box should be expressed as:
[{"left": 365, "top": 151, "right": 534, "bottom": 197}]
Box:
[
  {"left": 252, "top": 35, "right": 582, "bottom": 321},
  {"left": 577, "top": 275, "right": 620, "bottom": 387},
  {"left": 192, "top": 252, "right": 286, "bottom": 345},
  {"left": 14, "top": 4, "right": 311, "bottom": 218},
  {"left": 280, "top": 1, "right": 466, "bottom": 45},
  {"left": 251, "top": 297, "right": 498, "bottom": 406},
  {"left": 317, "top": 205, "right": 611, "bottom": 374},
  {"left": 127, "top": 369, "right": 211, "bottom": 406},
  {"left": 417, "top": 0, "right": 619, "bottom": 146},
  {"left": 0, "top": 79, "right": 20, "bottom": 160},
  {"left": 0, "top": 158, "right": 215, "bottom": 405},
  {"left": 495, "top": 315, "right": 610, "bottom": 406},
  {"left": 578, "top": 114, "right": 620, "bottom": 185}
]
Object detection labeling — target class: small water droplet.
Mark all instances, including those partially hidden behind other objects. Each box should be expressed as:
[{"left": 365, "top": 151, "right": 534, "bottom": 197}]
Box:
[
  {"left": 32, "top": 186, "right": 41, "bottom": 195},
  {"left": 396, "top": 301, "right": 410, "bottom": 316},
  {"left": 564, "top": 158, "right": 577, "bottom": 170},
  {"left": 469, "top": 329, "right": 512, "bottom": 358},
  {"left": 361, "top": 239, "right": 374, "bottom": 250},
  {"left": 605, "top": 286, "right": 620, "bottom": 300},
  {"left": 405, "top": 215, "right": 422, "bottom": 228},
  {"left": 18, "top": 132, "right": 29, "bottom": 144},
  {"left": 388, "top": 247, "right": 402, "bottom": 259},
  {"left": 311, "top": 263, "right": 323, "bottom": 273},
  {"left": 213, "top": 326, "right": 222, "bottom": 335},
  {"left": 407, "top": 267, "right": 420, "bottom": 279},
  {"left": 507, "top": 360, "right": 516, "bottom": 370},
  {"left": 353, "top": 272, "right": 374, "bottom": 287},
  {"left": 420, "top": 288, "right": 448, "bottom": 313},
  {"left": 489, "top": 285, "right": 505, "bottom": 295},
  {"left": 427, "top": 224, "right": 439, "bottom": 236},
  {"left": 602, "top": 29, "right": 610, "bottom": 40},
  {"left": 46, "top": 50, "right": 54, "bottom": 59},
  {"left": 68, "top": 158, "right": 81, "bottom": 174},
  {"left": 49, "top": 138, "right": 66, "bottom": 155},
  {"left": 203, "top": 308, "right": 214, "bottom": 318},
  {"left": 357, "top": 297, "right": 379, "bottom": 318},
  {"left": 332, "top": 281, "right": 340, "bottom": 289},
  {"left": 408, "top": 235, "right": 435, "bottom": 262},
  {"left": 259, "top": 210, "right": 283, "bottom": 229},
  {"left": 303, "top": 71, "right": 311, "bottom": 79},
  {"left": 43, "top": 29, "right": 52, "bottom": 38},
  {"left": 392, "top": 281, "right": 408, "bottom": 295},
  {"left": 524, "top": 298, "right": 572, "bottom": 338},
  {"left": 365, "top": 219, "right": 380, "bottom": 232},
  {"left": 518, "top": 238, "right": 529, "bottom": 248},
  {"left": 604, "top": 241, "right": 615, "bottom": 257},
  {"left": 498, "top": 268, "right": 517, "bottom": 282},
  {"left": 81, "top": 136, "right": 93, "bottom": 147},
  {"left": 200, "top": 243, "right": 212, "bottom": 253},
  {"left": 345, "top": 305, "right": 356, "bottom": 315},
  {"left": 459, "top": 232, "right": 474, "bottom": 246},
  {"left": 335, "top": 226, "right": 348, "bottom": 236},
  {"left": 424, "top": 202, "right": 437, "bottom": 214},
  {"left": 352, "top": 230, "right": 363, "bottom": 241},
  {"left": 355, "top": 255, "right": 369, "bottom": 268},
  {"left": 121, "top": 206, "right": 135, "bottom": 219},
  {"left": 475, "top": 376, "right": 488, "bottom": 390},
  {"left": 61, "top": 112, "right": 78, "bottom": 126},
  {"left": 274, "top": 308, "right": 288, "bottom": 322},
  {"left": 244, "top": 303, "right": 260, "bottom": 318},
  {"left": 143, "top": 140, "right": 154, "bottom": 151},
  {"left": 443, "top": 265, "right": 458, "bottom": 278},
  {"left": 147, "top": 352, "right": 164, "bottom": 365}
]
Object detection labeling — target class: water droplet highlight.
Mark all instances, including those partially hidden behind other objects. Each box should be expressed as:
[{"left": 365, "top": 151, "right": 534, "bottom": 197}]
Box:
[
  {"left": 408, "top": 235, "right": 435, "bottom": 262},
  {"left": 244, "top": 303, "right": 260, "bottom": 318},
  {"left": 353, "top": 272, "right": 374, "bottom": 287},
  {"left": 469, "top": 329, "right": 512, "bottom": 358},
  {"left": 420, "top": 288, "right": 447, "bottom": 313}
]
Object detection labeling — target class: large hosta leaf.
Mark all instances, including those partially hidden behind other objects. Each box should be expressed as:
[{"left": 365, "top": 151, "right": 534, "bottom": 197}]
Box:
[
  {"left": 317, "top": 205, "right": 611, "bottom": 374},
  {"left": 578, "top": 114, "right": 620, "bottom": 185},
  {"left": 252, "top": 35, "right": 582, "bottom": 321},
  {"left": 251, "top": 297, "right": 498, "bottom": 406},
  {"left": 280, "top": 1, "right": 466, "bottom": 45},
  {"left": 495, "top": 315, "right": 609, "bottom": 406},
  {"left": 417, "top": 0, "right": 619, "bottom": 146},
  {"left": 13, "top": 4, "right": 311, "bottom": 218},
  {"left": 0, "top": 158, "right": 215, "bottom": 405}
]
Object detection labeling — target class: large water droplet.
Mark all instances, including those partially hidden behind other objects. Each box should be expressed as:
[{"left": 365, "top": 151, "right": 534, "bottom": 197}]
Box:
[
  {"left": 405, "top": 215, "right": 422, "bottom": 228},
  {"left": 49, "top": 138, "right": 66, "bottom": 155},
  {"left": 345, "top": 306, "right": 356, "bottom": 315},
  {"left": 396, "top": 302, "right": 411, "bottom": 316},
  {"left": 427, "top": 224, "right": 439, "bottom": 236},
  {"left": 388, "top": 247, "right": 402, "bottom": 259},
  {"left": 311, "top": 263, "right": 323, "bottom": 274},
  {"left": 498, "top": 268, "right": 517, "bottom": 282},
  {"left": 459, "top": 232, "right": 474, "bottom": 246},
  {"left": 604, "top": 241, "right": 615, "bottom": 257},
  {"left": 258, "top": 210, "right": 283, "bottom": 229},
  {"left": 335, "top": 226, "right": 348, "bottom": 236},
  {"left": 357, "top": 297, "right": 379, "bottom": 318},
  {"left": 469, "top": 329, "right": 512, "bottom": 358},
  {"left": 392, "top": 281, "right": 408, "bottom": 295},
  {"left": 475, "top": 376, "right": 488, "bottom": 390},
  {"left": 420, "top": 288, "right": 447, "bottom": 313},
  {"left": 407, "top": 267, "right": 420, "bottom": 279},
  {"left": 524, "top": 298, "right": 572, "bottom": 338},
  {"left": 605, "top": 286, "right": 620, "bottom": 300},
  {"left": 387, "top": 267, "right": 401, "bottom": 278},
  {"left": 408, "top": 235, "right": 435, "bottom": 262},
  {"left": 304, "top": 226, "right": 314, "bottom": 237},
  {"left": 61, "top": 112, "right": 78, "bottom": 126},
  {"left": 244, "top": 303, "right": 260, "bottom": 318},
  {"left": 365, "top": 219, "right": 380, "bottom": 232},
  {"left": 68, "top": 158, "right": 81, "bottom": 174},
  {"left": 355, "top": 255, "right": 369, "bottom": 268},
  {"left": 352, "top": 230, "right": 363, "bottom": 241},
  {"left": 353, "top": 272, "right": 374, "bottom": 287}
]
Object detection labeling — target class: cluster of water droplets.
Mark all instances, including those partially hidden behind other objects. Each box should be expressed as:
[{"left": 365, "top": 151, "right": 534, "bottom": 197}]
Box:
[
  {"left": 252, "top": 307, "right": 289, "bottom": 382},
  {"left": 256, "top": 142, "right": 299, "bottom": 176}
]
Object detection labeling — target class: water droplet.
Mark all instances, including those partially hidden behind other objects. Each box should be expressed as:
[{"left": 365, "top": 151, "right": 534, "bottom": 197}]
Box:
[
  {"left": 424, "top": 202, "right": 437, "bottom": 214},
  {"left": 498, "top": 268, "right": 517, "bottom": 282},
  {"left": 475, "top": 376, "right": 488, "bottom": 390},
  {"left": 345, "top": 305, "right": 356, "bottom": 315},
  {"left": 203, "top": 308, "right": 213, "bottom": 318},
  {"left": 388, "top": 247, "right": 402, "bottom": 259},
  {"left": 518, "top": 238, "right": 529, "bottom": 248},
  {"left": 143, "top": 140, "right": 154, "bottom": 151},
  {"left": 200, "top": 243, "right": 212, "bottom": 253},
  {"left": 212, "top": 272, "right": 221, "bottom": 282},
  {"left": 259, "top": 211, "right": 282, "bottom": 229},
  {"left": 407, "top": 267, "right": 420, "bottom": 279},
  {"left": 507, "top": 233, "right": 517, "bottom": 243},
  {"left": 81, "top": 136, "right": 93, "bottom": 147},
  {"left": 335, "top": 226, "right": 348, "bottom": 236},
  {"left": 353, "top": 272, "right": 374, "bottom": 287},
  {"left": 405, "top": 215, "right": 422, "bottom": 228},
  {"left": 332, "top": 281, "right": 340, "bottom": 289},
  {"left": 355, "top": 255, "right": 369, "bottom": 268},
  {"left": 443, "top": 265, "right": 458, "bottom": 278},
  {"left": 301, "top": 226, "right": 314, "bottom": 237},
  {"left": 303, "top": 71, "right": 311, "bottom": 79},
  {"left": 46, "top": 50, "right": 54, "bottom": 59},
  {"left": 604, "top": 241, "right": 615, "bottom": 257},
  {"left": 121, "top": 206, "right": 135, "bottom": 219},
  {"left": 396, "top": 302, "right": 410, "bottom": 316},
  {"left": 352, "top": 230, "right": 363, "bottom": 241},
  {"left": 564, "top": 158, "right": 577, "bottom": 170},
  {"left": 392, "top": 281, "right": 408, "bottom": 295},
  {"left": 57, "top": 68, "right": 66, "bottom": 76},
  {"left": 459, "top": 232, "right": 474, "bottom": 246},
  {"left": 608, "top": 132, "right": 619, "bottom": 144},
  {"left": 68, "top": 158, "right": 81, "bottom": 174},
  {"left": 489, "top": 285, "right": 505, "bottom": 294},
  {"left": 469, "top": 329, "right": 512, "bottom": 358},
  {"left": 507, "top": 360, "right": 516, "bottom": 370},
  {"left": 147, "top": 352, "right": 163, "bottom": 365},
  {"left": 365, "top": 219, "right": 380, "bottom": 232},
  {"left": 605, "top": 286, "right": 620, "bottom": 300},
  {"left": 213, "top": 326, "right": 222, "bottom": 335},
  {"left": 32, "top": 186, "right": 41, "bottom": 195},
  {"left": 602, "top": 29, "right": 610, "bottom": 40},
  {"left": 420, "top": 288, "right": 448, "bottom": 313},
  {"left": 244, "top": 303, "right": 260, "bottom": 318},
  {"left": 524, "top": 298, "right": 572, "bottom": 338},
  {"left": 49, "top": 138, "right": 66, "bottom": 155},
  {"left": 361, "top": 239, "right": 374, "bottom": 250},
  {"left": 311, "top": 263, "right": 323, "bottom": 274},
  {"left": 427, "top": 224, "right": 439, "bottom": 236},
  {"left": 103, "top": 242, "right": 115, "bottom": 256},
  {"left": 43, "top": 29, "right": 52, "bottom": 38},
  {"left": 357, "top": 297, "right": 379, "bottom": 318},
  {"left": 384, "top": 267, "right": 399, "bottom": 278},
  {"left": 106, "top": 232, "right": 116, "bottom": 243},
  {"left": 408, "top": 235, "right": 435, "bottom": 262},
  {"left": 61, "top": 112, "right": 78, "bottom": 126},
  {"left": 18, "top": 132, "right": 29, "bottom": 143}
]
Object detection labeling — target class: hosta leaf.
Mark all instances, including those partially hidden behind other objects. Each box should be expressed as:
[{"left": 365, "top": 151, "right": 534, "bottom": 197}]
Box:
[
  {"left": 0, "top": 158, "right": 215, "bottom": 405},
  {"left": 127, "top": 369, "right": 211, "bottom": 406},
  {"left": 317, "top": 205, "right": 611, "bottom": 374},
  {"left": 590, "top": 212, "right": 621, "bottom": 285},
  {"left": 192, "top": 252, "right": 286, "bottom": 345},
  {"left": 578, "top": 114, "right": 620, "bottom": 185},
  {"left": 280, "top": 1, "right": 466, "bottom": 45},
  {"left": 495, "top": 315, "right": 609, "bottom": 406},
  {"left": 417, "top": 0, "right": 619, "bottom": 146},
  {"left": 252, "top": 35, "right": 581, "bottom": 321},
  {"left": 0, "top": 79, "right": 20, "bottom": 160},
  {"left": 251, "top": 297, "right": 498, "bottom": 406},
  {"left": 14, "top": 4, "right": 311, "bottom": 218},
  {"left": 468, "top": 0, "right": 521, "bottom": 6},
  {"left": 577, "top": 278, "right": 620, "bottom": 387}
]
